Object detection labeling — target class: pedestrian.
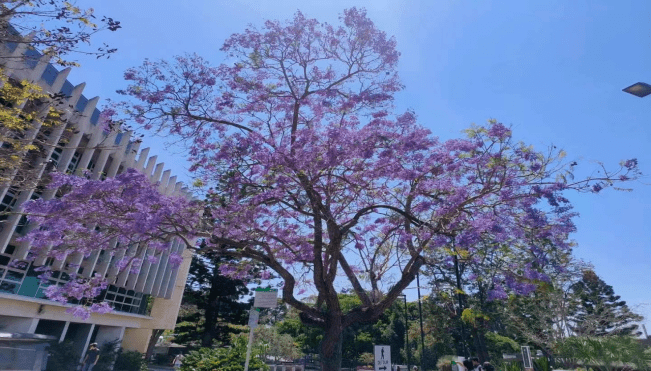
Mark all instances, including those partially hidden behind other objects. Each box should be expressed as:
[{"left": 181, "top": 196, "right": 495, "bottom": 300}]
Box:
[
  {"left": 172, "top": 353, "right": 185, "bottom": 370},
  {"left": 471, "top": 357, "right": 482, "bottom": 371},
  {"left": 483, "top": 362, "right": 495, "bottom": 371},
  {"left": 396, "top": 366, "right": 401, "bottom": 371},
  {"left": 413, "top": 366, "right": 418, "bottom": 371},
  {"left": 463, "top": 359, "right": 474, "bottom": 371},
  {"left": 81, "top": 343, "right": 100, "bottom": 371}
]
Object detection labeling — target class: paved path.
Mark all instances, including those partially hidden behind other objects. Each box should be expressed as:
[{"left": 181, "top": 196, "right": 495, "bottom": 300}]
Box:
[{"left": 147, "top": 365, "right": 175, "bottom": 371}]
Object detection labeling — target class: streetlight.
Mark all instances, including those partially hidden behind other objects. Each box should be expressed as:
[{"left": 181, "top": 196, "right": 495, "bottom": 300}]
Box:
[
  {"left": 623, "top": 82, "right": 651, "bottom": 97},
  {"left": 398, "top": 294, "right": 411, "bottom": 371}
]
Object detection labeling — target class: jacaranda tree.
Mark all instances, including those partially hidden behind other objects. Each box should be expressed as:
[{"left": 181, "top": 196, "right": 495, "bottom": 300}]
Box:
[{"left": 22, "top": 9, "right": 640, "bottom": 370}]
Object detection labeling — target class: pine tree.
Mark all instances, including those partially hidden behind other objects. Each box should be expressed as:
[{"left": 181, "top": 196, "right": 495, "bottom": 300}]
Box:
[
  {"left": 174, "top": 250, "right": 251, "bottom": 347},
  {"left": 569, "top": 270, "right": 643, "bottom": 337}
]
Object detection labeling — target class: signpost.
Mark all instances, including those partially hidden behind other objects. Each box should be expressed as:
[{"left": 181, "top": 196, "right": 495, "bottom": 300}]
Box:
[
  {"left": 521, "top": 346, "right": 533, "bottom": 371},
  {"left": 253, "top": 288, "right": 279, "bottom": 308},
  {"left": 244, "top": 289, "right": 279, "bottom": 371},
  {"left": 247, "top": 308, "right": 260, "bottom": 329},
  {"left": 374, "top": 345, "right": 391, "bottom": 371}
]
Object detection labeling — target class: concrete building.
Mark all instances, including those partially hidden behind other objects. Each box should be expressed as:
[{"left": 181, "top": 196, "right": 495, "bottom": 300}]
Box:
[{"left": 0, "top": 32, "right": 193, "bottom": 364}]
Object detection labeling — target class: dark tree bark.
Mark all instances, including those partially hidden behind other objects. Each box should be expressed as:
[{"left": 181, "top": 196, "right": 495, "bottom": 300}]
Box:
[
  {"left": 201, "top": 268, "right": 223, "bottom": 347},
  {"left": 145, "top": 329, "right": 164, "bottom": 361}
]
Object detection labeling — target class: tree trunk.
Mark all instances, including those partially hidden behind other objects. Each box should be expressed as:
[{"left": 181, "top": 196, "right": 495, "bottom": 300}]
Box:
[
  {"left": 145, "top": 329, "right": 164, "bottom": 361},
  {"left": 201, "top": 297, "right": 219, "bottom": 348},
  {"left": 320, "top": 315, "right": 344, "bottom": 371},
  {"left": 471, "top": 327, "right": 489, "bottom": 362},
  {"left": 201, "top": 271, "right": 223, "bottom": 347}
]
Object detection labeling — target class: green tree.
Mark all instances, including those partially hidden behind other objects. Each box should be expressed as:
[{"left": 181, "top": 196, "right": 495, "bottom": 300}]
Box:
[
  {"left": 276, "top": 294, "right": 410, "bottom": 368},
  {"left": 555, "top": 336, "right": 651, "bottom": 371},
  {"left": 569, "top": 270, "right": 643, "bottom": 337},
  {"left": 254, "top": 326, "right": 302, "bottom": 362},
  {"left": 175, "top": 251, "right": 251, "bottom": 347},
  {"left": 276, "top": 305, "right": 323, "bottom": 354},
  {"left": 179, "top": 334, "right": 268, "bottom": 371}
]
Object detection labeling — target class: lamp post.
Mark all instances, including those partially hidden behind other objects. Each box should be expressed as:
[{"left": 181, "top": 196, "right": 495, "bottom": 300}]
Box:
[
  {"left": 623, "top": 82, "right": 651, "bottom": 97},
  {"left": 399, "top": 294, "right": 411, "bottom": 371}
]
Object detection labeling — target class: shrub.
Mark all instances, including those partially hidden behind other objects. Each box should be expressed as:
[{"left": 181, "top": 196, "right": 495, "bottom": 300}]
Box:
[
  {"left": 114, "top": 350, "right": 148, "bottom": 371},
  {"left": 180, "top": 335, "right": 268, "bottom": 371},
  {"left": 45, "top": 341, "right": 78, "bottom": 371}
]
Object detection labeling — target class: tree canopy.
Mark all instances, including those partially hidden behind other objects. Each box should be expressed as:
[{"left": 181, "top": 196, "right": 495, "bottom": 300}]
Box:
[{"left": 22, "top": 8, "right": 640, "bottom": 370}]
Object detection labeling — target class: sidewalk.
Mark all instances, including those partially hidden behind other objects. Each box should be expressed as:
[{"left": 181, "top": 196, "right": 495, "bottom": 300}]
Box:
[{"left": 147, "top": 365, "right": 175, "bottom": 371}]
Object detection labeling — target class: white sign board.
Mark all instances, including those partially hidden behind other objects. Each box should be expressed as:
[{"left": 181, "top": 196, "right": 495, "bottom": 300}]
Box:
[
  {"left": 374, "top": 345, "right": 391, "bottom": 371},
  {"left": 248, "top": 309, "right": 260, "bottom": 329},
  {"left": 253, "top": 288, "right": 278, "bottom": 308}
]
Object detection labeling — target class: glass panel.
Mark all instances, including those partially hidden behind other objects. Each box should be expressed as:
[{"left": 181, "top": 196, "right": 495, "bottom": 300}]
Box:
[
  {"left": 0, "top": 281, "right": 19, "bottom": 294},
  {"left": 11, "top": 260, "right": 29, "bottom": 271},
  {"left": 0, "top": 255, "right": 10, "bottom": 266},
  {"left": 35, "top": 287, "right": 47, "bottom": 298},
  {"left": 4, "top": 270, "right": 24, "bottom": 282},
  {"left": 4, "top": 245, "right": 16, "bottom": 255},
  {"left": 17, "top": 263, "right": 40, "bottom": 297}
]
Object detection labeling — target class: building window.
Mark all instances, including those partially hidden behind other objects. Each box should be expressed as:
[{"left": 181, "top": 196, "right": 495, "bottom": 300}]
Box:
[
  {"left": 50, "top": 147, "right": 63, "bottom": 167},
  {"left": 0, "top": 187, "right": 19, "bottom": 223},
  {"left": 102, "top": 284, "right": 149, "bottom": 315},
  {"left": 66, "top": 151, "right": 81, "bottom": 174},
  {"left": 0, "top": 252, "right": 28, "bottom": 295}
]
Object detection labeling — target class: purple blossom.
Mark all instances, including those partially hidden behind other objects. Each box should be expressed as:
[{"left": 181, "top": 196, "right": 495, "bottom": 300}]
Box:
[
  {"left": 168, "top": 253, "right": 183, "bottom": 268},
  {"left": 22, "top": 8, "right": 640, "bottom": 323}
]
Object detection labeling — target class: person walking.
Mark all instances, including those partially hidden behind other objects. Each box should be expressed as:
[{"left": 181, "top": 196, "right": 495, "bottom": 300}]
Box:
[
  {"left": 471, "top": 358, "right": 482, "bottom": 371},
  {"left": 172, "top": 353, "right": 185, "bottom": 370},
  {"left": 81, "top": 343, "right": 100, "bottom": 371},
  {"left": 482, "top": 362, "right": 495, "bottom": 371}
]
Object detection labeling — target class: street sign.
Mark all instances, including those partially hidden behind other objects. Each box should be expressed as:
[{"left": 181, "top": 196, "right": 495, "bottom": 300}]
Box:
[
  {"left": 253, "top": 288, "right": 278, "bottom": 308},
  {"left": 521, "top": 346, "right": 533, "bottom": 371},
  {"left": 374, "top": 345, "right": 391, "bottom": 371},
  {"left": 247, "top": 308, "right": 260, "bottom": 329}
]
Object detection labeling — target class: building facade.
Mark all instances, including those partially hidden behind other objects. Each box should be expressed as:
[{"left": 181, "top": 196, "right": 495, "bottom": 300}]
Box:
[{"left": 0, "top": 33, "right": 193, "bottom": 364}]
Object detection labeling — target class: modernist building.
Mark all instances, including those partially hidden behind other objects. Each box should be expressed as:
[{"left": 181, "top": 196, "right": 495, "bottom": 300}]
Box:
[{"left": 0, "top": 32, "right": 193, "bottom": 364}]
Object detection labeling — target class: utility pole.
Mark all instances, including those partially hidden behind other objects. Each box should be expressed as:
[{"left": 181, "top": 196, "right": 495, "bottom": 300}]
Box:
[
  {"left": 453, "top": 255, "right": 470, "bottom": 357},
  {"left": 400, "top": 294, "right": 411, "bottom": 371},
  {"left": 416, "top": 272, "right": 426, "bottom": 371}
]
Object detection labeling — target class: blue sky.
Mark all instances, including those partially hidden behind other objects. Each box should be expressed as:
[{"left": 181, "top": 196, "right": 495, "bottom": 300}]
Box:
[{"left": 70, "top": 0, "right": 651, "bottom": 329}]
